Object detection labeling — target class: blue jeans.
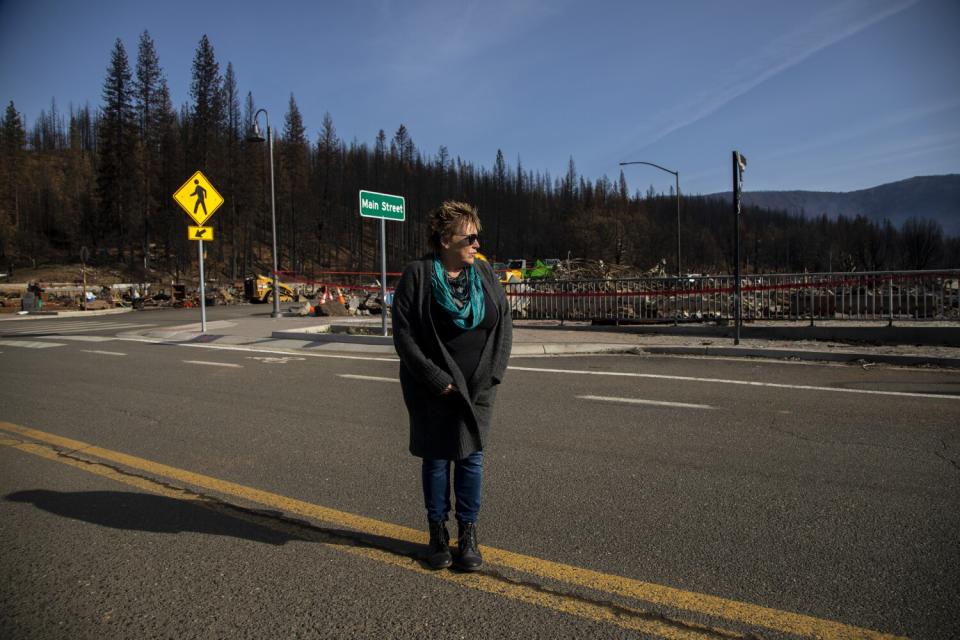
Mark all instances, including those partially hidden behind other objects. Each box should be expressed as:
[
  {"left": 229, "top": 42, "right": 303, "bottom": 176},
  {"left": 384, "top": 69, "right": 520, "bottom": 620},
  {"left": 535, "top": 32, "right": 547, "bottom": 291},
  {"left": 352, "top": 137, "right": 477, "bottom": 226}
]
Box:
[{"left": 421, "top": 450, "right": 484, "bottom": 524}]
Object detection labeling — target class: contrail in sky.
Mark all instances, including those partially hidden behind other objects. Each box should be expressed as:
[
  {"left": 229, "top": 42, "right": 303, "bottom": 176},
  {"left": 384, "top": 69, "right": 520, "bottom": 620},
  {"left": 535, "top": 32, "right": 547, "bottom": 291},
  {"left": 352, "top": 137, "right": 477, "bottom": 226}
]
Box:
[{"left": 628, "top": 0, "right": 921, "bottom": 153}]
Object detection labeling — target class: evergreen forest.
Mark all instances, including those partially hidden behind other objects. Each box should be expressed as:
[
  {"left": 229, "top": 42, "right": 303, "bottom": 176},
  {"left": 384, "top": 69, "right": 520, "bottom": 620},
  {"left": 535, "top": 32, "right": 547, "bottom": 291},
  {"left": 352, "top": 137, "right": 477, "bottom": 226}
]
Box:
[{"left": 1, "top": 32, "right": 956, "bottom": 281}]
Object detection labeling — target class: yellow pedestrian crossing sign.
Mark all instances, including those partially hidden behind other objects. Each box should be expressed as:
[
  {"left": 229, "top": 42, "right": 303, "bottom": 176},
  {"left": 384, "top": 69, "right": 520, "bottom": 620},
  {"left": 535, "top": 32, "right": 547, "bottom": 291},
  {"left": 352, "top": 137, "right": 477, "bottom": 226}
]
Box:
[
  {"left": 173, "top": 170, "right": 223, "bottom": 226},
  {"left": 188, "top": 225, "right": 214, "bottom": 241}
]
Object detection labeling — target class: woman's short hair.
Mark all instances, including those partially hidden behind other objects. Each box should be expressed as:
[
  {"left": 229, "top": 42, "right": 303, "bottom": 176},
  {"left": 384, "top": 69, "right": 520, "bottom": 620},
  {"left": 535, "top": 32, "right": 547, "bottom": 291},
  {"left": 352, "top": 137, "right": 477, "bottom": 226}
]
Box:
[{"left": 427, "top": 201, "right": 482, "bottom": 252}]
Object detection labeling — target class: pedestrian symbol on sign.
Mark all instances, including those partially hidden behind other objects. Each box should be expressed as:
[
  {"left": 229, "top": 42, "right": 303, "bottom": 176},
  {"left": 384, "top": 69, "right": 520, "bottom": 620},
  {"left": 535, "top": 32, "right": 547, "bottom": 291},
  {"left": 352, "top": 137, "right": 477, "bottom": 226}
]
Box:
[
  {"left": 173, "top": 171, "right": 223, "bottom": 226},
  {"left": 191, "top": 180, "right": 208, "bottom": 217}
]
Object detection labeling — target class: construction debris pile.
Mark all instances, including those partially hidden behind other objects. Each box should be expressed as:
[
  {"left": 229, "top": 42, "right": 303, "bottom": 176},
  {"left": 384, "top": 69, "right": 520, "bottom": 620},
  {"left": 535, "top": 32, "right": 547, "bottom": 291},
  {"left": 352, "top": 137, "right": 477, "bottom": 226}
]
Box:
[
  {"left": 0, "top": 282, "right": 133, "bottom": 313},
  {"left": 502, "top": 258, "right": 686, "bottom": 321},
  {"left": 544, "top": 259, "right": 668, "bottom": 280},
  {"left": 0, "top": 280, "right": 253, "bottom": 313},
  {"left": 4, "top": 261, "right": 954, "bottom": 324}
]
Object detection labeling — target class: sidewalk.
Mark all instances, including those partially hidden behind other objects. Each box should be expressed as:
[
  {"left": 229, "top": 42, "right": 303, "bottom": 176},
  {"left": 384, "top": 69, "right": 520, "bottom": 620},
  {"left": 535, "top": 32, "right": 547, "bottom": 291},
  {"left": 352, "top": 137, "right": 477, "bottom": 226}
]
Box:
[{"left": 129, "top": 312, "right": 960, "bottom": 368}]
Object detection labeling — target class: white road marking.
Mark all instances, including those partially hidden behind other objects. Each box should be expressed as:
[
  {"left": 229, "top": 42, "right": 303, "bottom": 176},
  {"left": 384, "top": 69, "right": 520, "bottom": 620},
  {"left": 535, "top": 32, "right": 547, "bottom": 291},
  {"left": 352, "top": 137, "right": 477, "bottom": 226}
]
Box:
[
  {"left": 2, "top": 321, "right": 155, "bottom": 335},
  {"left": 2, "top": 321, "right": 92, "bottom": 331},
  {"left": 510, "top": 365, "right": 960, "bottom": 401},
  {"left": 167, "top": 341, "right": 398, "bottom": 362},
  {"left": 182, "top": 360, "right": 242, "bottom": 368},
  {"left": 165, "top": 320, "right": 237, "bottom": 331},
  {"left": 115, "top": 337, "right": 163, "bottom": 344},
  {"left": 247, "top": 356, "right": 306, "bottom": 364},
  {"left": 16, "top": 319, "right": 126, "bottom": 325},
  {"left": 37, "top": 335, "right": 114, "bottom": 342},
  {"left": 578, "top": 395, "right": 713, "bottom": 410},
  {"left": 107, "top": 337, "right": 958, "bottom": 402},
  {"left": 338, "top": 374, "right": 400, "bottom": 383},
  {"left": 0, "top": 340, "right": 65, "bottom": 349},
  {"left": 81, "top": 350, "right": 127, "bottom": 356},
  {"left": 59, "top": 322, "right": 156, "bottom": 332}
]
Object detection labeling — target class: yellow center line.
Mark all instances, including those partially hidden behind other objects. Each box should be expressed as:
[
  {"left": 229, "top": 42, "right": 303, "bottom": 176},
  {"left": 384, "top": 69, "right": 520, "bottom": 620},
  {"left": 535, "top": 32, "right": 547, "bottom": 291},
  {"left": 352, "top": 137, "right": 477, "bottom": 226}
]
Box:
[
  {"left": 0, "top": 421, "right": 906, "bottom": 640},
  {"left": 0, "top": 432, "right": 731, "bottom": 640}
]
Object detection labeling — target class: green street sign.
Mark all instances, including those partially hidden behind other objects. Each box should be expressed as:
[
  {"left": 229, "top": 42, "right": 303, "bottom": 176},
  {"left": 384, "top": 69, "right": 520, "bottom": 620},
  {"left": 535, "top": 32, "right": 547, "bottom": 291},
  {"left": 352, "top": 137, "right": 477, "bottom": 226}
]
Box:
[{"left": 359, "top": 190, "right": 405, "bottom": 221}]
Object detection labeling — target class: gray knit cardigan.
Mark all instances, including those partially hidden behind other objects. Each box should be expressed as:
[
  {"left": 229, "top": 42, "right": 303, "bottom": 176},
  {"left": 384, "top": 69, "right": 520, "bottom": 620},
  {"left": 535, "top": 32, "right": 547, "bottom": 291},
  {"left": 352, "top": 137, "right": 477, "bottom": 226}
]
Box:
[{"left": 391, "top": 256, "right": 512, "bottom": 459}]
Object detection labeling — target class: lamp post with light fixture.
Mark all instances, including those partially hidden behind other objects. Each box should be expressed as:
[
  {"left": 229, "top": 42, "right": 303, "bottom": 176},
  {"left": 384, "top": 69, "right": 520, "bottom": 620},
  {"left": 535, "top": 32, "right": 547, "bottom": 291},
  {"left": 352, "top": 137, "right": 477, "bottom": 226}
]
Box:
[
  {"left": 732, "top": 150, "right": 747, "bottom": 345},
  {"left": 247, "top": 108, "right": 281, "bottom": 318},
  {"left": 618, "top": 161, "right": 682, "bottom": 279}
]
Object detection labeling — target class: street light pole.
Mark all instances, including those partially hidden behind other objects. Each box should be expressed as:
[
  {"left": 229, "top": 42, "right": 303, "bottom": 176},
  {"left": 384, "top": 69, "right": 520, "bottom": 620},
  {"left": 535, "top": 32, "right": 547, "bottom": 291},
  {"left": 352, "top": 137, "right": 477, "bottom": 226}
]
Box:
[
  {"left": 619, "top": 161, "right": 681, "bottom": 278},
  {"left": 248, "top": 109, "right": 281, "bottom": 318},
  {"left": 732, "top": 151, "right": 747, "bottom": 345}
]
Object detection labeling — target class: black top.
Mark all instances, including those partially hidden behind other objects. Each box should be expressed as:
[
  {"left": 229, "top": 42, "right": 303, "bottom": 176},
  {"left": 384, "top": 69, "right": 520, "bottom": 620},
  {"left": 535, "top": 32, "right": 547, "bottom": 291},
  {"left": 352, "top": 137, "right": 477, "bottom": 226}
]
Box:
[
  {"left": 431, "top": 284, "right": 498, "bottom": 385},
  {"left": 393, "top": 256, "right": 514, "bottom": 459}
]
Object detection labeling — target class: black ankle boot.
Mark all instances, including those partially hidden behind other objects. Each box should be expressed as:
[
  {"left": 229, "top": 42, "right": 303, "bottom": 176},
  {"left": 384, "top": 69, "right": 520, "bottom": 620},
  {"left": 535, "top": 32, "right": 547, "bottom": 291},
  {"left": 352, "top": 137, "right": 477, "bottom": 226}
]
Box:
[
  {"left": 455, "top": 521, "right": 482, "bottom": 571},
  {"left": 426, "top": 521, "right": 452, "bottom": 569}
]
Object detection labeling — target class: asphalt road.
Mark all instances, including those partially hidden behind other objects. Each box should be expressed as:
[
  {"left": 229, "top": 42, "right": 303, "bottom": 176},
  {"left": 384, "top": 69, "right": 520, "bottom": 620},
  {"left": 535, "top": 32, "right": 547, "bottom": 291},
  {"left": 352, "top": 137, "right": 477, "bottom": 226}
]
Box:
[
  {"left": 1, "top": 332, "right": 958, "bottom": 639},
  {"left": 0, "top": 305, "right": 262, "bottom": 338}
]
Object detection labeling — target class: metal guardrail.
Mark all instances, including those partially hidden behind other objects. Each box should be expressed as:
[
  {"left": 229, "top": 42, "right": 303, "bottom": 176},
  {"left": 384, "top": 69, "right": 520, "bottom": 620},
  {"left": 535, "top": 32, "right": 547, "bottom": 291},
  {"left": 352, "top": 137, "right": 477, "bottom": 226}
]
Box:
[{"left": 502, "top": 270, "right": 960, "bottom": 323}]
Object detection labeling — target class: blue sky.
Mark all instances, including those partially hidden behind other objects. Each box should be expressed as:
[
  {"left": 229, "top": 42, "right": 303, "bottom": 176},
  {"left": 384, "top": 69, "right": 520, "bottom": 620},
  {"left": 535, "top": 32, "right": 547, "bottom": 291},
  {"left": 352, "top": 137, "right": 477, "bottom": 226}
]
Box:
[{"left": 1, "top": 0, "right": 957, "bottom": 195}]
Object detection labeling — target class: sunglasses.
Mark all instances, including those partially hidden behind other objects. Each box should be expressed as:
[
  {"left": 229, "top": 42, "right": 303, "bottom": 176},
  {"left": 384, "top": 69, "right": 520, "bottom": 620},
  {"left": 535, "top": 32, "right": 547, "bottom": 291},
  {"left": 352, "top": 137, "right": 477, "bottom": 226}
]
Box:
[{"left": 453, "top": 233, "right": 480, "bottom": 245}]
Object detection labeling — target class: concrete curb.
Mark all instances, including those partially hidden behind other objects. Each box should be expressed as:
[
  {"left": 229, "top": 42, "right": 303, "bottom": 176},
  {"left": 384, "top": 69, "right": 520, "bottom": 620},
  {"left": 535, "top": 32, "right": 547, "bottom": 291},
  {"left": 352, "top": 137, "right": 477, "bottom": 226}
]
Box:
[
  {"left": 638, "top": 345, "right": 960, "bottom": 368},
  {"left": 511, "top": 343, "right": 639, "bottom": 356},
  {"left": 271, "top": 330, "right": 393, "bottom": 345},
  {"left": 134, "top": 330, "right": 199, "bottom": 341}
]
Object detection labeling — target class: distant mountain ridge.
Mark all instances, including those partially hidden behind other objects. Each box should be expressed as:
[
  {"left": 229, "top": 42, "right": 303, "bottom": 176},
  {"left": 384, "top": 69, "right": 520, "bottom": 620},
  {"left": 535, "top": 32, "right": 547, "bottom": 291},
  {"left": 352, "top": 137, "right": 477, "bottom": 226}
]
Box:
[{"left": 706, "top": 174, "right": 960, "bottom": 236}]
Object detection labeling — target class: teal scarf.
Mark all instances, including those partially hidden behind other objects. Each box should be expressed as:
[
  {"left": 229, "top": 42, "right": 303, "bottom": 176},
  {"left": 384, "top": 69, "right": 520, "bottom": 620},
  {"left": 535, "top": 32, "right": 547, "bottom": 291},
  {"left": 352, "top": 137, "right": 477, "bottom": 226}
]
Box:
[{"left": 431, "top": 259, "right": 486, "bottom": 330}]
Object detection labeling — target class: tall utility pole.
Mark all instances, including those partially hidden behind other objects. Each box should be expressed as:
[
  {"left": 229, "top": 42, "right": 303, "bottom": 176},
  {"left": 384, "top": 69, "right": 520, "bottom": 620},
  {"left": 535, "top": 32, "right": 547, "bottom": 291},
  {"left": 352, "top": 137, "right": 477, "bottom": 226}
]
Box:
[{"left": 732, "top": 151, "right": 747, "bottom": 345}]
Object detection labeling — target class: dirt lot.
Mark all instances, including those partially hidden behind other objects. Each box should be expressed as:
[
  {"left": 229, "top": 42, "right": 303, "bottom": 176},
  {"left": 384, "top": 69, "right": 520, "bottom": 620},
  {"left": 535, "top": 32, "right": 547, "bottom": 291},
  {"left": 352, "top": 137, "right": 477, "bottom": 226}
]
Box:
[{"left": 0, "top": 263, "right": 207, "bottom": 313}]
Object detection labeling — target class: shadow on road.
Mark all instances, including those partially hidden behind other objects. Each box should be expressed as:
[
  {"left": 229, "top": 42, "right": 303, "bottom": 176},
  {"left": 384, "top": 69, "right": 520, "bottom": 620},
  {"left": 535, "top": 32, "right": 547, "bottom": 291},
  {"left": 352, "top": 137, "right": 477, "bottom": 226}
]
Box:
[
  {"left": 1, "top": 331, "right": 60, "bottom": 338},
  {"left": 5, "top": 489, "right": 426, "bottom": 562},
  {"left": 6, "top": 489, "right": 295, "bottom": 545}
]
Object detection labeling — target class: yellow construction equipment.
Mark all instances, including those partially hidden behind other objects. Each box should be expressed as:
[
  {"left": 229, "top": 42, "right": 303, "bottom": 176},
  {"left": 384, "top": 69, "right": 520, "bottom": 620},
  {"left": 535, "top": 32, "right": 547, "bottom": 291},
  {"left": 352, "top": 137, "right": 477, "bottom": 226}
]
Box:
[
  {"left": 476, "top": 253, "right": 518, "bottom": 284},
  {"left": 243, "top": 275, "right": 296, "bottom": 303}
]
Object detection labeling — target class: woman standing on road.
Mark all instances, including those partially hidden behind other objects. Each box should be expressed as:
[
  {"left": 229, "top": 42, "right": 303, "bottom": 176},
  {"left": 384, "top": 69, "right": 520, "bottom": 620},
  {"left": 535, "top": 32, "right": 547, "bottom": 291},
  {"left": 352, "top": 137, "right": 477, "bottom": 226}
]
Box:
[{"left": 391, "top": 201, "right": 512, "bottom": 571}]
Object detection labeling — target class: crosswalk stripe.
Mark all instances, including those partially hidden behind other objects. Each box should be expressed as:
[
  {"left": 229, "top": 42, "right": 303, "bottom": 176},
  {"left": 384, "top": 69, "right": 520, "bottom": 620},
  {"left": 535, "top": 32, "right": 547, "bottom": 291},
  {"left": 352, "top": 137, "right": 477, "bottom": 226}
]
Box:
[
  {"left": 2, "top": 320, "right": 148, "bottom": 329},
  {"left": 49, "top": 322, "right": 154, "bottom": 333},
  {"left": 1, "top": 322, "right": 154, "bottom": 335},
  {"left": 2, "top": 319, "right": 138, "bottom": 327},
  {"left": 0, "top": 340, "right": 66, "bottom": 348},
  {"left": 34, "top": 335, "right": 114, "bottom": 342},
  {"left": 1, "top": 319, "right": 107, "bottom": 327}
]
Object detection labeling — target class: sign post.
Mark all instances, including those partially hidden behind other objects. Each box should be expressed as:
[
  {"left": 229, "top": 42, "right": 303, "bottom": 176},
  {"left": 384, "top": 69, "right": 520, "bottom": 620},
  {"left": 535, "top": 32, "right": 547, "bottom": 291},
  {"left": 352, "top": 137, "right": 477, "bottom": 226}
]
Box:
[
  {"left": 197, "top": 239, "right": 206, "bottom": 330},
  {"left": 173, "top": 171, "right": 224, "bottom": 333},
  {"left": 359, "top": 190, "right": 406, "bottom": 336},
  {"left": 80, "top": 246, "right": 89, "bottom": 311}
]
